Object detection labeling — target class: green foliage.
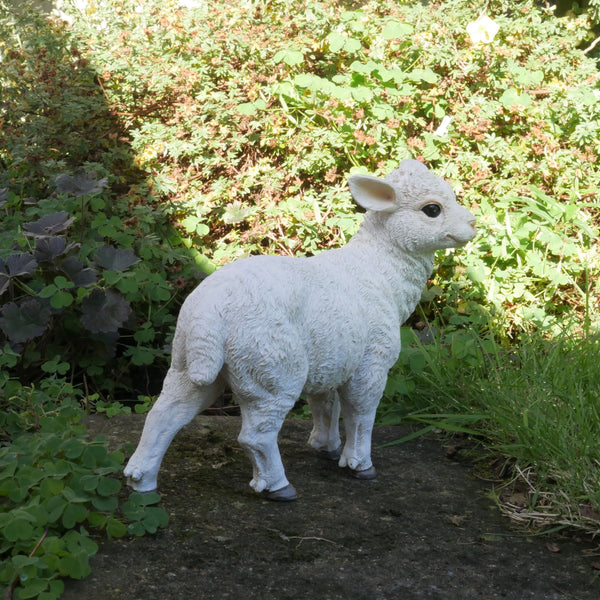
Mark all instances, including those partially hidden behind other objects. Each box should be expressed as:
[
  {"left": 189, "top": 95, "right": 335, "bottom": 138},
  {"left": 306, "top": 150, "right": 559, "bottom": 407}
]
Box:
[
  {"left": 381, "top": 327, "right": 600, "bottom": 533},
  {"left": 0, "top": 2, "right": 211, "bottom": 397},
  {"left": 55, "top": 0, "right": 600, "bottom": 340},
  {"left": 0, "top": 373, "right": 168, "bottom": 599},
  {"left": 0, "top": 0, "right": 599, "bottom": 548}
]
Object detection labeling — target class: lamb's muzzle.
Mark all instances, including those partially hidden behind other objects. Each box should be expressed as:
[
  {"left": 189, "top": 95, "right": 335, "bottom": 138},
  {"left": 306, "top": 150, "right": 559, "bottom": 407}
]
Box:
[{"left": 123, "top": 159, "right": 476, "bottom": 500}]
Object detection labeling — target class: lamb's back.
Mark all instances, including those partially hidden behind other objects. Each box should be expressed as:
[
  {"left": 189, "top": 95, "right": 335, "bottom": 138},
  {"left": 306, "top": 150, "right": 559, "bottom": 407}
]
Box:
[{"left": 182, "top": 252, "right": 400, "bottom": 394}]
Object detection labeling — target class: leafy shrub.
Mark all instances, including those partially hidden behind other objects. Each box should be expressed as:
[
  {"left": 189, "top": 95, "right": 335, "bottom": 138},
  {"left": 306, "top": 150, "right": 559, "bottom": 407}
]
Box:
[
  {"left": 59, "top": 0, "right": 599, "bottom": 340},
  {"left": 0, "top": 4, "right": 213, "bottom": 396},
  {"left": 0, "top": 367, "right": 168, "bottom": 600}
]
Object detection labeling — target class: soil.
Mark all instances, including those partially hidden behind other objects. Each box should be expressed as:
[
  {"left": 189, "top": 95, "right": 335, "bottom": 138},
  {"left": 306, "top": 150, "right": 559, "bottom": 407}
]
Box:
[{"left": 62, "top": 414, "right": 599, "bottom": 600}]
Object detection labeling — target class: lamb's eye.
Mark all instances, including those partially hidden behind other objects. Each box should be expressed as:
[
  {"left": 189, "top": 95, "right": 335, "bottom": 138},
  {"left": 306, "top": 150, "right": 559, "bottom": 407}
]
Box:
[{"left": 421, "top": 204, "right": 442, "bottom": 218}]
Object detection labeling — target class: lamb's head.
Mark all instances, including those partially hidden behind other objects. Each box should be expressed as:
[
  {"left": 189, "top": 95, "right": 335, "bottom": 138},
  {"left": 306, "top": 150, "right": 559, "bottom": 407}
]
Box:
[{"left": 348, "top": 159, "right": 476, "bottom": 255}]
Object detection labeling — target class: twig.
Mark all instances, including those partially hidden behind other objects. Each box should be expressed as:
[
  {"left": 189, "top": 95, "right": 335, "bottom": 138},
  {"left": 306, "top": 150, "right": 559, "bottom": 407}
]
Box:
[
  {"left": 4, "top": 527, "right": 49, "bottom": 600},
  {"left": 583, "top": 35, "right": 600, "bottom": 54}
]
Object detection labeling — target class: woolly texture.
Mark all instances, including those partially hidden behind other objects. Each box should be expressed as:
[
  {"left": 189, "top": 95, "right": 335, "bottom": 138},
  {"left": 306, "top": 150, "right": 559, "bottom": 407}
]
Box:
[{"left": 124, "top": 160, "right": 476, "bottom": 499}]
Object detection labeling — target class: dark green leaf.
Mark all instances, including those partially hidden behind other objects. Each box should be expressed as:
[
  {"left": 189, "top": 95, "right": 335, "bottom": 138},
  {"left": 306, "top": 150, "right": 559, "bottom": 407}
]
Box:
[
  {"left": 60, "top": 257, "right": 97, "bottom": 287},
  {"left": 80, "top": 444, "right": 108, "bottom": 469},
  {"left": 95, "top": 245, "right": 138, "bottom": 271},
  {"left": 80, "top": 289, "right": 132, "bottom": 334},
  {"left": 44, "top": 496, "right": 67, "bottom": 522},
  {"left": 34, "top": 237, "right": 80, "bottom": 263},
  {"left": 16, "top": 465, "right": 45, "bottom": 489},
  {"left": 0, "top": 299, "right": 52, "bottom": 343},
  {"left": 6, "top": 252, "right": 38, "bottom": 276},
  {"left": 23, "top": 212, "right": 75, "bottom": 238},
  {"left": 55, "top": 173, "right": 108, "bottom": 197}
]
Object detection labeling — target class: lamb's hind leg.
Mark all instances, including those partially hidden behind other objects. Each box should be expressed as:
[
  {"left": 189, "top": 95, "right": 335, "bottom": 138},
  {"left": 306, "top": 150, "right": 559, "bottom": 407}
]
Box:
[
  {"left": 237, "top": 399, "right": 297, "bottom": 501},
  {"left": 307, "top": 391, "right": 342, "bottom": 460},
  {"left": 124, "top": 370, "right": 223, "bottom": 492}
]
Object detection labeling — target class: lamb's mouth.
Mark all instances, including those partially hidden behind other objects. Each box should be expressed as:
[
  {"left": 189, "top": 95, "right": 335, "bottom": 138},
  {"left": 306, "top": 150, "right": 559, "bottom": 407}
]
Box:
[{"left": 446, "top": 233, "right": 474, "bottom": 246}]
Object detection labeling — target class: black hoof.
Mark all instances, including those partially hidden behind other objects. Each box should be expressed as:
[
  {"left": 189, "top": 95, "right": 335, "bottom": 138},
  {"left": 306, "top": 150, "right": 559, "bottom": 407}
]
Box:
[
  {"left": 349, "top": 465, "right": 377, "bottom": 480},
  {"left": 317, "top": 445, "right": 342, "bottom": 461},
  {"left": 263, "top": 483, "right": 298, "bottom": 502}
]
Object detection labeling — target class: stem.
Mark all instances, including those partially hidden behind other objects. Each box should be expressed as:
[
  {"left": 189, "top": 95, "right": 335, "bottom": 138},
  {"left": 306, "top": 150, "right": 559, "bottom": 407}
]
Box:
[{"left": 3, "top": 527, "right": 49, "bottom": 600}]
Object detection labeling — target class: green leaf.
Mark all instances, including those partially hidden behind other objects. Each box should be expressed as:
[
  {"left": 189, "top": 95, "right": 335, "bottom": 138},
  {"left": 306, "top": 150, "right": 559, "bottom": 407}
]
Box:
[
  {"left": 92, "top": 495, "right": 118, "bottom": 512},
  {"left": 60, "top": 438, "right": 85, "bottom": 459},
  {"left": 96, "top": 477, "right": 121, "bottom": 497},
  {"left": 79, "top": 475, "right": 100, "bottom": 491},
  {"left": 128, "top": 491, "right": 162, "bottom": 506},
  {"left": 408, "top": 68, "right": 438, "bottom": 84},
  {"left": 106, "top": 518, "right": 127, "bottom": 538},
  {"left": 236, "top": 99, "right": 267, "bottom": 116},
  {"left": 16, "top": 465, "right": 45, "bottom": 489},
  {"left": 350, "top": 86, "right": 373, "bottom": 102},
  {"left": 499, "top": 88, "right": 532, "bottom": 109},
  {"left": 87, "top": 511, "right": 107, "bottom": 527},
  {"left": 128, "top": 346, "right": 155, "bottom": 366},
  {"left": 11, "top": 554, "right": 43, "bottom": 569},
  {"left": 381, "top": 21, "right": 413, "bottom": 39},
  {"left": 466, "top": 265, "right": 487, "bottom": 283},
  {"left": 4, "top": 518, "right": 34, "bottom": 541},
  {"left": 326, "top": 31, "right": 346, "bottom": 53},
  {"left": 81, "top": 445, "right": 108, "bottom": 469},
  {"left": 62, "top": 503, "right": 88, "bottom": 529},
  {"left": 50, "top": 289, "right": 73, "bottom": 309},
  {"left": 58, "top": 554, "right": 91, "bottom": 580},
  {"left": 39, "top": 478, "right": 65, "bottom": 498},
  {"left": 133, "top": 326, "right": 155, "bottom": 343},
  {"left": 16, "top": 578, "right": 48, "bottom": 599},
  {"left": 273, "top": 48, "right": 304, "bottom": 66},
  {"left": 344, "top": 37, "right": 362, "bottom": 53},
  {"left": 127, "top": 521, "right": 146, "bottom": 536},
  {"left": 44, "top": 496, "right": 67, "bottom": 522}
]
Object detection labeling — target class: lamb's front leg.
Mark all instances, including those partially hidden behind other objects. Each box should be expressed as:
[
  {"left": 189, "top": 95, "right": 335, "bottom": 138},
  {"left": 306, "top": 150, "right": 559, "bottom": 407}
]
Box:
[
  {"left": 306, "top": 391, "right": 342, "bottom": 460},
  {"left": 337, "top": 374, "right": 387, "bottom": 480}
]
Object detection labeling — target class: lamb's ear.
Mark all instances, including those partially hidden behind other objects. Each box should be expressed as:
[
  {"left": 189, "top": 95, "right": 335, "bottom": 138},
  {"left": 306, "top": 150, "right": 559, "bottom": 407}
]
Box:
[{"left": 348, "top": 174, "right": 398, "bottom": 213}]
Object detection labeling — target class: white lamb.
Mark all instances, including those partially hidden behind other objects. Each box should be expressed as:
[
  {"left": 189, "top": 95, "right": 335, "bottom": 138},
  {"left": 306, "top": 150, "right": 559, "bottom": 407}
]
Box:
[{"left": 124, "top": 159, "right": 476, "bottom": 501}]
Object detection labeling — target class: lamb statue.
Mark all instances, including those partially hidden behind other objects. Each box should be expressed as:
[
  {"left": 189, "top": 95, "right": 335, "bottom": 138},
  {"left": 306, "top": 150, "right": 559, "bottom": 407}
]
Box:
[{"left": 124, "top": 159, "right": 476, "bottom": 501}]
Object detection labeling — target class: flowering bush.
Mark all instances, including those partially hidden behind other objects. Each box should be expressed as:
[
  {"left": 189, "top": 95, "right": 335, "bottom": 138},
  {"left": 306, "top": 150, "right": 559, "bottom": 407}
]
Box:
[{"left": 53, "top": 0, "right": 599, "bottom": 340}]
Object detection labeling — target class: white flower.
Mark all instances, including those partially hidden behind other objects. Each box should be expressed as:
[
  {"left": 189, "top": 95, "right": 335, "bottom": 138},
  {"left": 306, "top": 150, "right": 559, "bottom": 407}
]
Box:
[
  {"left": 177, "top": 0, "right": 205, "bottom": 8},
  {"left": 466, "top": 15, "right": 499, "bottom": 45},
  {"left": 433, "top": 115, "right": 453, "bottom": 137}
]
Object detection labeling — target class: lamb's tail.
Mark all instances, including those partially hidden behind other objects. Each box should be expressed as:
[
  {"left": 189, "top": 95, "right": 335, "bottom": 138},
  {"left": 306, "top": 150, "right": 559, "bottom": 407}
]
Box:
[{"left": 171, "top": 305, "right": 226, "bottom": 387}]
